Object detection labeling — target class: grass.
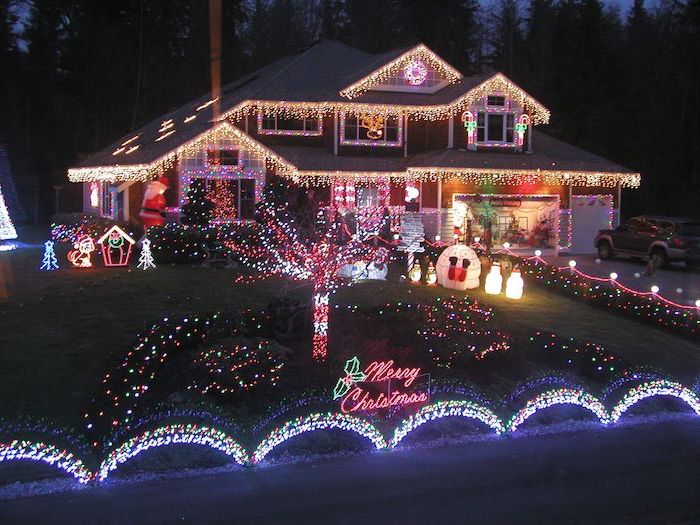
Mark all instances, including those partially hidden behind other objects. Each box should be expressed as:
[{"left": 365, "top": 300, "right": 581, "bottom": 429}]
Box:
[{"left": 1, "top": 235, "right": 698, "bottom": 429}]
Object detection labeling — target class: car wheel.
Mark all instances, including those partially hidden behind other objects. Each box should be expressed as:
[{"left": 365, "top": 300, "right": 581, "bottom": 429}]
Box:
[
  {"left": 597, "top": 241, "right": 614, "bottom": 260},
  {"left": 650, "top": 247, "right": 669, "bottom": 269}
]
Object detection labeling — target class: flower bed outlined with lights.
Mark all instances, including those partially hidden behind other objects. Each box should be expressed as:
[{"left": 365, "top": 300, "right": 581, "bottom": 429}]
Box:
[{"left": 497, "top": 251, "right": 700, "bottom": 339}]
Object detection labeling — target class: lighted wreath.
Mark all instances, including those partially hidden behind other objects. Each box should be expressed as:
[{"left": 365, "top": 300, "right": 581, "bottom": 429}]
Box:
[{"left": 403, "top": 60, "right": 428, "bottom": 86}]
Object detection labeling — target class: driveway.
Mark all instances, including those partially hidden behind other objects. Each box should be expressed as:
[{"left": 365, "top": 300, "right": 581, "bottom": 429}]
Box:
[{"left": 544, "top": 254, "right": 700, "bottom": 305}]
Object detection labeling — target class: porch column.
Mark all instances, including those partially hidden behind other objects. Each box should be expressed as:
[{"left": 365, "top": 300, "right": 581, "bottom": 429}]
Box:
[
  {"left": 614, "top": 181, "right": 622, "bottom": 227},
  {"left": 448, "top": 116, "right": 454, "bottom": 148}
]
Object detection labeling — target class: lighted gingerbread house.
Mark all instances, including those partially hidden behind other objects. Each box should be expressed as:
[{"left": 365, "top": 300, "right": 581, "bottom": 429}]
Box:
[{"left": 97, "top": 225, "right": 136, "bottom": 267}]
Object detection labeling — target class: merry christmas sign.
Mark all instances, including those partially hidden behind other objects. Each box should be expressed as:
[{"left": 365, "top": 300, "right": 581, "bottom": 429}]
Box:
[{"left": 333, "top": 356, "right": 430, "bottom": 413}]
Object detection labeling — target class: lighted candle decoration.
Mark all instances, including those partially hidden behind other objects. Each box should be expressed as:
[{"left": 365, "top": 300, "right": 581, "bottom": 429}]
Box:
[
  {"left": 505, "top": 267, "right": 524, "bottom": 299},
  {"left": 425, "top": 261, "right": 437, "bottom": 285},
  {"left": 485, "top": 261, "right": 503, "bottom": 295},
  {"left": 408, "top": 259, "right": 422, "bottom": 283}
]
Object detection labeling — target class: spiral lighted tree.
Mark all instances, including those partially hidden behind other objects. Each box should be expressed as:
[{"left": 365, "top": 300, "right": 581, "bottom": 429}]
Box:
[{"left": 225, "top": 180, "right": 381, "bottom": 361}]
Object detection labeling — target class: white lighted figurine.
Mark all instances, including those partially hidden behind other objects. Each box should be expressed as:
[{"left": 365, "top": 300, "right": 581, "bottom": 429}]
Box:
[
  {"left": 435, "top": 244, "right": 481, "bottom": 290},
  {"left": 485, "top": 261, "right": 503, "bottom": 295},
  {"left": 505, "top": 267, "right": 524, "bottom": 299}
]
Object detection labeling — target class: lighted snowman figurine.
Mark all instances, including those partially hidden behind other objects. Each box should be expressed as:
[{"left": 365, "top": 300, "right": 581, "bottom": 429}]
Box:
[
  {"left": 484, "top": 261, "right": 503, "bottom": 295},
  {"left": 505, "top": 266, "right": 524, "bottom": 299},
  {"left": 436, "top": 244, "right": 481, "bottom": 290}
]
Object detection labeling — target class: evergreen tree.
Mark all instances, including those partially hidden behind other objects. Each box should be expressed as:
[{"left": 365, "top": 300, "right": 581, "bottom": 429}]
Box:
[{"left": 181, "top": 179, "right": 213, "bottom": 226}]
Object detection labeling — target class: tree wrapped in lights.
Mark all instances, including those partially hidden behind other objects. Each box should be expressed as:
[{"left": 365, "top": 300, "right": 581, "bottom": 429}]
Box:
[
  {"left": 208, "top": 179, "right": 237, "bottom": 222},
  {"left": 225, "top": 178, "right": 379, "bottom": 361}
]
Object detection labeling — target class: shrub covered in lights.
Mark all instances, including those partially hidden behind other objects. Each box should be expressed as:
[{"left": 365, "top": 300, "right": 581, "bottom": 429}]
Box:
[
  {"left": 51, "top": 213, "right": 131, "bottom": 245},
  {"left": 188, "top": 338, "right": 287, "bottom": 397},
  {"left": 148, "top": 222, "right": 256, "bottom": 264}
]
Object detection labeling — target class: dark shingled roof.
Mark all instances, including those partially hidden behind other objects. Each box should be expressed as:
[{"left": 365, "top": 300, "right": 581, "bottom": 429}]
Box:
[
  {"left": 72, "top": 40, "right": 629, "bottom": 178},
  {"left": 263, "top": 131, "right": 632, "bottom": 175},
  {"left": 407, "top": 131, "right": 635, "bottom": 173},
  {"left": 73, "top": 40, "right": 495, "bottom": 170}
]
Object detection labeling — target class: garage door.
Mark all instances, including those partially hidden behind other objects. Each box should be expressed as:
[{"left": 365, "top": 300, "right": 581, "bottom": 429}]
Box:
[{"left": 570, "top": 195, "right": 613, "bottom": 254}]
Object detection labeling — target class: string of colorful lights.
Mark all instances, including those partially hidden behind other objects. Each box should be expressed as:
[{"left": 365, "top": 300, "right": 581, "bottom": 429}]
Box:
[{"left": 3, "top": 378, "right": 699, "bottom": 484}]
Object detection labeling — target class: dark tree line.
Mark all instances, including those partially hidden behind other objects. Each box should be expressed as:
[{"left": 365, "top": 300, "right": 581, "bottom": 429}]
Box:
[{"left": 1, "top": 0, "right": 699, "bottom": 220}]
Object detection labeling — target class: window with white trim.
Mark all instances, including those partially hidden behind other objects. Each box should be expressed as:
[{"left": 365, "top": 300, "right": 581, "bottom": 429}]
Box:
[
  {"left": 356, "top": 186, "right": 379, "bottom": 208},
  {"left": 258, "top": 113, "right": 322, "bottom": 136},
  {"left": 477, "top": 112, "right": 515, "bottom": 144},
  {"left": 340, "top": 113, "right": 402, "bottom": 147}
]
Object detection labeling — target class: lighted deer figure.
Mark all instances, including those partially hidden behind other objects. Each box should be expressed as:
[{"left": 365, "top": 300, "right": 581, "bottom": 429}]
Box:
[{"left": 359, "top": 114, "right": 385, "bottom": 140}]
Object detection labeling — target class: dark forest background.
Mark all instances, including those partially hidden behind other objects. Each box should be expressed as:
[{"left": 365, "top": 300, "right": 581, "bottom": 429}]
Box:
[{"left": 0, "top": 0, "right": 699, "bottom": 222}]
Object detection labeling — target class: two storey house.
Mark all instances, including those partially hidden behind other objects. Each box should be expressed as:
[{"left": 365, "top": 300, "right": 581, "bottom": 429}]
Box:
[{"left": 68, "top": 40, "right": 640, "bottom": 254}]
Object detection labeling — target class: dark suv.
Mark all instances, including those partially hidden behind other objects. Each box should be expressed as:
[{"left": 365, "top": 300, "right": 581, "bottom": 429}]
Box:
[{"left": 595, "top": 216, "right": 700, "bottom": 269}]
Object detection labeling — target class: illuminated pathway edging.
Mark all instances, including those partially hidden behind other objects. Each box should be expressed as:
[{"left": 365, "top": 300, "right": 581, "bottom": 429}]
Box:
[{"left": 1, "top": 379, "right": 699, "bottom": 484}]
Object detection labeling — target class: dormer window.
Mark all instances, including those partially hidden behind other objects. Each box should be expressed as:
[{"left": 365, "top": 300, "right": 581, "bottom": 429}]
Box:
[
  {"left": 257, "top": 113, "right": 323, "bottom": 136},
  {"left": 487, "top": 95, "right": 506, "bottom": 107},
  {"left": 477, "top": 112, "right": 515, "bottom": 144},
  {"left": 340, "top": 113, "right": 403, "bottom": 147}
]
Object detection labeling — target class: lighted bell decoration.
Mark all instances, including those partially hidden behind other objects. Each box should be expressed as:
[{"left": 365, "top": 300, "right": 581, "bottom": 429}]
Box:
[
  {"left": 425, "top": 261, "right": 437, "bottom": 285},
  {"left": 408, "top": 259, "right": 422, "bottom": 283},
  {"left": 505, "top": 267, "right": 524, "bottom": 299},
  {"left": 485, "top": 262, "right": 503, "bottom": 295}
]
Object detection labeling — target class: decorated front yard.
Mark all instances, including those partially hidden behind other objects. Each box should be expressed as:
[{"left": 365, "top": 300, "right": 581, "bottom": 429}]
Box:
[{"left": 1, "top": 220, "right": 699, "bottom": 487}]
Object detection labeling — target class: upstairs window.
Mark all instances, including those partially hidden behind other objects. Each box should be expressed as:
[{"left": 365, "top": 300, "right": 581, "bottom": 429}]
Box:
[
  {"left": 487, "top": 95, "right": 506, "bottom": 107},
  {"left": 477, "top": 113, "right": 515, "bottom": 144},
  {"left": 340, "top": 113, "right": 403, "bottom": 147},
  {"left": 258, "top": 113, "right": 322, "bottom": 136},
  {"left": 206, "top": 149, "right": 239, "bottom": 166}
]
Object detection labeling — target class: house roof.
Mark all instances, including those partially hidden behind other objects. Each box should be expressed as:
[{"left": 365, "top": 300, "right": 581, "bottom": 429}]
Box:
[
  {"left": 264, "top": 131, "right": 633, "bottom": 175},
  {"left": 70, "top": 40, "right": 551, "bottom": 176},
  {"left": 407, "top": 131, "right": 635, "bottom": 174}
]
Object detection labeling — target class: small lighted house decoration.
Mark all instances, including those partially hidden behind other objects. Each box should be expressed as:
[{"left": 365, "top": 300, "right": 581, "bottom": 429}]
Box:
[
  {"left": 461, "top": 110, "right": 477, "bottom": 146},
  {"left": 515, "top": 114, "right": 531, "bottom": 148},
  {"left": 425, "top": 261, "right": 437, "bottom": 285},
  {"left": 436, "top": 244, "right": 481, "bottom": 290},
  {"left": 505, "top": 267, "right": 524, "bottom": 299},
  {"left": 97, "top": 225, "right": 135, "bottom": 267},
  {"left": 408, "top": 259, "right": 422, "bottom": 283},
  {"left": 485, "top": 261, "right": 503, "bottom": 295},
  {"left": 403, "top": 60, "right": 428, "bottom": 86},
  {"left": 67, "top": 236, "right": 96, "bottom": 268}
]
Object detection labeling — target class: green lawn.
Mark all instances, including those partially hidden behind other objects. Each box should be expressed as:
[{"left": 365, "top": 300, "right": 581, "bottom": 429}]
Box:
[{"left": 1, "top": 237, "right": 698, "bottom": 428}]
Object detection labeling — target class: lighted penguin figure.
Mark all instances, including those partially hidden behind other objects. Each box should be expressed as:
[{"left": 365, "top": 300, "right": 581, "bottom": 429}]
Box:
[{"left": 435, "top": 244, "right": 481, "bottom": 290}]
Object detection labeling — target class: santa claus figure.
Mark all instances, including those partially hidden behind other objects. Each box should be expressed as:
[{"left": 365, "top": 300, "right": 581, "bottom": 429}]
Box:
[{"left": 139, "top": 176, "right": 169, "bottom": 228}]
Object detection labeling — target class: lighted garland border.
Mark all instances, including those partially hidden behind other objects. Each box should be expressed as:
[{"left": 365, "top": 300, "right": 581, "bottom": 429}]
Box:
[
  {"left": 515, "top": 257, "right": 699, "bottom": 339},
  {"left": 3, "top": 378, "right": 700, "bottom": 485}
]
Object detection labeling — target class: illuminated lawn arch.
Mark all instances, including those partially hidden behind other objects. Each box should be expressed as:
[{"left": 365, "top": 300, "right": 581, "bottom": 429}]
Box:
[
  {"left": 507, "top": 389, "right": 611, "bottom": 432},
  {"left": 98, "top": 424, "right": 248, "bottom": 481},
  {"left": 389, "top": 400, "right": 505, "bottom": 448},
  {"left": 252, "top": 412, "right": 386, "bottom": 464}
]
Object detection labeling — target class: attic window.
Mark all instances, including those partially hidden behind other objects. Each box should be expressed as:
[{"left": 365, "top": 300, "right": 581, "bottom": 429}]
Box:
[
  {"left": 257, "top": 113, "right": 322, "bottom": 136},
  {"left": 206, "top": 149, "right": 239, "bottom": 166},
  {"left": 487, "top": 95, "right": 506, "bottom": 107}
]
